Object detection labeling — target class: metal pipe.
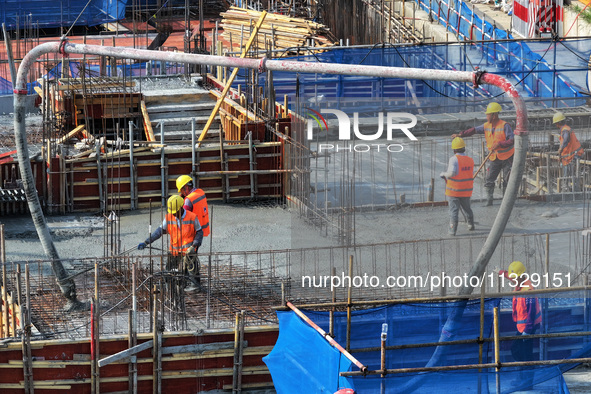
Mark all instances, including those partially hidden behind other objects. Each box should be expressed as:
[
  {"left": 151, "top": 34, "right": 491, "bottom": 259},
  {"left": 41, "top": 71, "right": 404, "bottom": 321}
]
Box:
[
  {"left": 346, "top": 255, "right": 353, "bottom": 352},
  {"left": 129, "top": 121, "right": 135, "bottom": 210},
  {"left": 275, "top": 284, "right": 583, "bottom": 310},
  {"left": 342, "top": 357, "right": 591, "bottom": 376},
  {"left": 494, "top": 307, "right": 501, "bottom": 394},
  {"left": 191, "top": 118, "right": 196, "bottom": 183},
  {"left": 160, "top": 122, "right": 166, "bottom": 206},
  {"left": 286, "top": 301, "right": 367, "bottom": 372}
]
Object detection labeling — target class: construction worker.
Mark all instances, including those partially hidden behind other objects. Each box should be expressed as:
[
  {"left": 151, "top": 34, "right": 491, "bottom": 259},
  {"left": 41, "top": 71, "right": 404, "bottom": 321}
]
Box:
[
  {"left": 138, "top": 195, "right": 203, "bottom": 290},
  {"left": 452, "top": 102, "right": 514, "bottom": 206},
  {"left": 176, "top": 175, "right": 210, "bottom": 237},
  {"left": 553, "top": 112, "right": 584, "bottom": 190},
  {"left": 500, "top": 261, "right": 542, "bottom": 388},
  {"left": 440, "top": 137, "right": 475, "bottom": 235}
]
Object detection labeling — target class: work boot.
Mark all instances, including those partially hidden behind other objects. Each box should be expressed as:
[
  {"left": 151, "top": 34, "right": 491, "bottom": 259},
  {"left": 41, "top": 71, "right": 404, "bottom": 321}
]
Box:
[
  {"left": 484, "top": 187, "right": 494, "bottom": 206},
  {"left": 467, "top": 219, "right": 475, "bottom": 231},
  {"left": 448, "top": 221, "right": 457, "bottom": 236}
]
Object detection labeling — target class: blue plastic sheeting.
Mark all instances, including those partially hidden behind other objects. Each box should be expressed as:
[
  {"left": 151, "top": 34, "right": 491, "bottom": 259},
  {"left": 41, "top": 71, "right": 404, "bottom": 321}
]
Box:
[
  {"left": 231, "top": 41, "right": 589, "bottom": 108},
  {"left": 268, "top": 296, "right": 591, "bottom": 393},
  {"left": 0, "top": 76, "right": 39, "bottom": 96},
  {"left": 0, "top": 0, "right": 128, "bottom": 30},
  {"left": 263, "top": 311, "right": 354, "bottom": 393},
  {"left": 0, "top": 77, "right": 11, "bottom": 94},
  {"left": 413, "top": 0, "right": 588, "bottom": 100}
]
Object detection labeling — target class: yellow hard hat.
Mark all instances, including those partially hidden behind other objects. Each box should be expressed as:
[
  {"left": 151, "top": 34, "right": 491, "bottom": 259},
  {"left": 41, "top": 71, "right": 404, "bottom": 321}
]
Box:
[
  {"left": 176, "top": 175, "right": 193, "bottom": 193},
  {"left": 552, "top": 112, "right": 566, "bottom": 124},
  {"left": 485, "top": 102, "right": 502, "bottom": 114},
  {"left": 167, "top": 195, "right": 185, "bottom": 214},
  {"left": 508, "top": 261, "right": 526, "bottom": 277},
  {"left": 451, "top": 137, "right": 466, "bottom": 150}
]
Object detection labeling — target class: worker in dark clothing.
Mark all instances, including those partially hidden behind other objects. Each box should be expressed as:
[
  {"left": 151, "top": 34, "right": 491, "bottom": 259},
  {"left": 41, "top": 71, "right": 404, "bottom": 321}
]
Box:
[
  {"left": 138, "top": 195, "right": 203, "bottom": 290},
  {"left": 452, "top": 102, "right": 514, "bottom": 206}
]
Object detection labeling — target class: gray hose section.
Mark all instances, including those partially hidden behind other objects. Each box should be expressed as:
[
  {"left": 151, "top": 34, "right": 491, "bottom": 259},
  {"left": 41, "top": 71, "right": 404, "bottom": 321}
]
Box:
[{"left": 13, "top": 42, "right": 77, "bottom": 301}]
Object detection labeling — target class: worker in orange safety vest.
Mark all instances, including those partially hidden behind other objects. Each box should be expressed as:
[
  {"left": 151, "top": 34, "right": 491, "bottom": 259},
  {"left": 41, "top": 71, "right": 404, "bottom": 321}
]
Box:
[
  {"left": 500, "top": 261, "right": 542, "bottom": 356},
  {"left": 440, "top": 137, "right": 475, "bottom": 236},
  {"left": 553, "top": 112, "right": 584, "bottom": 190},
  {"left": 138, "top": 195, "right": 203, "bottom": 290},
  {"left": 452, "top": 102, "right": 514, "bottom": 206},
  {"left": 500, "top": 261, "right": 542, "bottom": 389},
  {"left": 176, "top": 175, "right": 210, "bottom": 237}
]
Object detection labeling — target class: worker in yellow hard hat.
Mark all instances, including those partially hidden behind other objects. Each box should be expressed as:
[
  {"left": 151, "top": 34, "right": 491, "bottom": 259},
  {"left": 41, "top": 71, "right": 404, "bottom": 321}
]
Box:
[
  {"left": 176, "top": 175, "right": 210, "bottom": 237},
  {"left": 440, "top": 137, "right": 475, "bottom": 235},
  {"left": 553, "top": 112, "right": 584, "bottom": 191},
  {"left": 499, "top": 261, "right": 542, "bottom": 389},
  {"left": 138, "top": 195, "right": 203, "bottom": 291},
  {"left": 452, "top": 102, "right": 514, "bottom": 206}
]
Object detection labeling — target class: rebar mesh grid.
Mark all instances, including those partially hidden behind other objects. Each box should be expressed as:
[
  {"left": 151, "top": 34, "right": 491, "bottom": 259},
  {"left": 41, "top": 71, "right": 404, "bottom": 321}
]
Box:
[{"left": 1, "top": 227, "right": 589, "bottom": 340}]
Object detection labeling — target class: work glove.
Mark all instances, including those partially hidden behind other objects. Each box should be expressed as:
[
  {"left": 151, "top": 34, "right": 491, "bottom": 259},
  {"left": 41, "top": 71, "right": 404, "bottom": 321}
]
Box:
[
  {"left": 138, "top": 242, "right": 147, "bottom": 250},
  {"left": 186, "top": 245, "right": 197, "bottom": 255}
]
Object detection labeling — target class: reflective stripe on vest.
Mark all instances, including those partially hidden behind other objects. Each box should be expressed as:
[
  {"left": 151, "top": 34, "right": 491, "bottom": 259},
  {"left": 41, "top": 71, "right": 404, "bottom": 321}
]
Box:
[
  {"left": 188, "top": 189, "right": 210, "bottom": 237},
  {"left": 484, "top": 120, "right": 514, "bottom": 161},
  {"left": 559, "top": 125, "right": 584, "bottom": 166},
  {"left": 165, "top": 211, "right": 198, "bottom": 256},
  {"left": 445, "top": 154, "right": 475, "bottom": 198}
]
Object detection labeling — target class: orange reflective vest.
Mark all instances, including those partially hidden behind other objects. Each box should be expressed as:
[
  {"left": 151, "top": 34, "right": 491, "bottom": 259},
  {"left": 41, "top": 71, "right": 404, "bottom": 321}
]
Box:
[
  {"left": 559, "top": 125, "right": 583, "bottom": 166},
  {"left": 512, "top": 279, "right": 542, "bottom": 333},
  {"left": 165, "top": 210, "right": 199, "bottom": 256},
  {"left": 484, "top": 120, "right": 514, "bottom": 161},
  {"left": 186, "top": 189, "right": 210, "bottom": 237},
  {"left": 445, "top": 154, "right": 474, "bottom": 197}
]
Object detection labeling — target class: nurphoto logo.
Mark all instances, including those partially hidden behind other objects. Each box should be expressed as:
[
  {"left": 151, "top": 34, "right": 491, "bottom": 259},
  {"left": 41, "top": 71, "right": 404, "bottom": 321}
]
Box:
[{"left": 305, "top": 108, "right": 418, "bottom": 153}]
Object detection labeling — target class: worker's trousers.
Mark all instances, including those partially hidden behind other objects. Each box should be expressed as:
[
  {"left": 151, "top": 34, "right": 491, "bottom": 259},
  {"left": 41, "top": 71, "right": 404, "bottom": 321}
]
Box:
[
  {"left": 448, "top": 196, "right": 473, "bottom": 225},
  {"left": 485, "top": 156, "right": 513, "bottom": 189}
]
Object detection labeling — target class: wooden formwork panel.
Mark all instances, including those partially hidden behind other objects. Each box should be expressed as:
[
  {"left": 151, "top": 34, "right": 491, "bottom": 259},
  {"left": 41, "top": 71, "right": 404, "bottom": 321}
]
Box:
[
  {"left": 0, "top": 160, "right": 45, "bottom": 216},
  {"left": 63, "top": 143, "right": 284, "bottom": 212},
  {"left": 0, "top": 327, "right": 278, "bottom": 393}
]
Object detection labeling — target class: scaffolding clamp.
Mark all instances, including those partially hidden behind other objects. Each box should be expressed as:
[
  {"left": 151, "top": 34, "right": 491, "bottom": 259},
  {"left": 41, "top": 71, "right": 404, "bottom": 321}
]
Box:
[
  {"left": 59, "top": 38, "right": 70, "bottom": 58},
  {"left": 258, "top": 57, "right": 268, "bottom": 73},
  {"left": 473, "top": 69, "right": 486, "bottom": 89},
  {"left": 13, "top": 89, "right": 28, "bottom": 95}
]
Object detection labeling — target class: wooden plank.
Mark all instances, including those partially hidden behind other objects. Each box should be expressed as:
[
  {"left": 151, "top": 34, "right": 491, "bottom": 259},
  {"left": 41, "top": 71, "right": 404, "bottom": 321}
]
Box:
[
  {"left": 57, "top": 125, "right": 86, "bottom": 144},
  {"left": 161, "top": 341, "right": 238, "bottom": 355},
  {"left": 197, "top": 11, "right": 268, "bottom": 146},
  {"left": 98, "top": 340, "right": 153, "bottom": 367},
  {"left": 141, "top": 100, "right": 156, "bottom": 142},
  {"left": 57, "top": 81, "right": 135, "bottom": 91}
]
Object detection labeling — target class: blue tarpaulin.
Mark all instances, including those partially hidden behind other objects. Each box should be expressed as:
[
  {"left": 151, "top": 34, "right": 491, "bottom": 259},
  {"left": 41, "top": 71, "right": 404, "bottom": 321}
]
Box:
[
  {"left": 0, "top": 0, "right": 129, "bottom": 30},
  {"left": 266, "top": 296, "right": 591, "bottom": 393},
  {"left": 263, "top": 311, "right": 354, "bottom": 393}
]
